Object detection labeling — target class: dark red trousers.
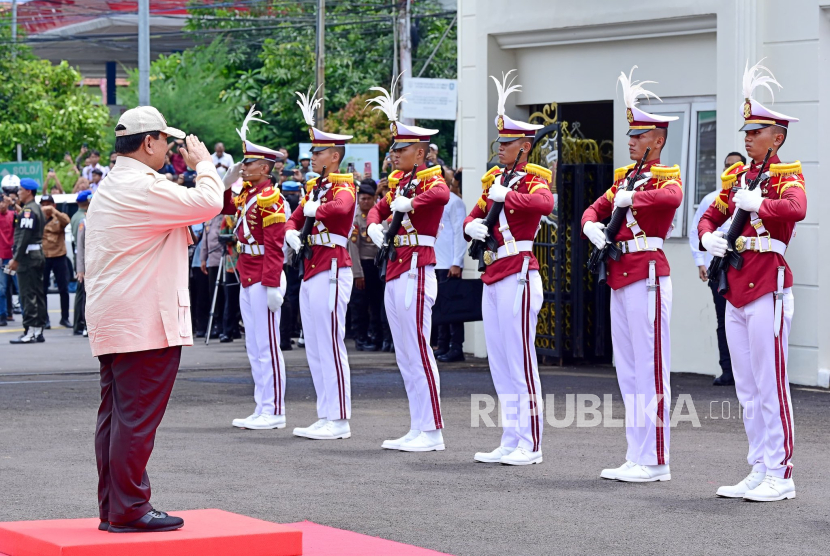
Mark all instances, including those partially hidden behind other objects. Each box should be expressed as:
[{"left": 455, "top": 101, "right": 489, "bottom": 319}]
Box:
[{"left": 95, "top": 346, "right": 181, "bottom": 523}]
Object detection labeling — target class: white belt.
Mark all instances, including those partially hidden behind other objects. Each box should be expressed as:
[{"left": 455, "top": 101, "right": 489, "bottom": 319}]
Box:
[
  {"left": 735, "top": 235, "right": 787, "bottom": 255},
  {"left": 617, "top": 237, "right": 663, "bottom": 254},
  {"left": 774, "top": 266, "right": 785, "bottom": 338},
  {"left": 394, "top": 233, "right": 435, "bottom": 247},
  {"left": 26, "top": 244, "right": 42, "bottom": 253},
  {"left": 647, "top": 260, "right": 658, "bottom": 324},
  {"left": 308, "top": 232, "right": 349, "bottom": 248},
  {"left": 483, "top": 240, "right": 534, "bottom": 265},
  {"left": 237, "top": 243, "right": 264, "bottom": 256},
  {"left": 404, "top": 252, "right": 419, "bottom": 310}
]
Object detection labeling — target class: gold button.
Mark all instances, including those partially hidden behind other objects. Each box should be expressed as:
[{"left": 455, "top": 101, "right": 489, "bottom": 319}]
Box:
[
  {"left": 749, "top": 282, "right": 754, "bottom": 288},
  {"left": 398, "top": 259, "right": 403, "bottom": 263},
  {"left": 247, "top": 278, "right": 251, "bottom": 283},
  {"left": 312, "top": 264, "right": 316, "bottom": 269},
  {"left": 510, "top": 209, "right": 514, "bottom": 214},
  {"left": 632, "top": 210, "right": 638, "bottom": 215},
  {"left": 623, "top": 272, "right": 628, "bottom": 277}
]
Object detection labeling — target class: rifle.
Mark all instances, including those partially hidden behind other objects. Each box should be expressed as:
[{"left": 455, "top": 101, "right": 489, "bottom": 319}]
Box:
[
  {"left": 468, "top": 148, "right": 525, "bottom": 272},
  {"left": 707, "top": 147, "right": 773, "bottom": 295},
  {"left": 375, "top": 165, "right": 419, "bottom": 281},
  {"left": 293, "top": 165, "right": 327, "bottom": 280},
  {"left": 586, "top": 147, "right": 651, "bottom": 285}
]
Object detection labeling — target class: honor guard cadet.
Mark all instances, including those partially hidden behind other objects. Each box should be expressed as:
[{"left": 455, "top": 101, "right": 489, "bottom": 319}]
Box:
[
  {"left": 221, "top": 106, "right": 290, "bottom": 430},
  {"left": 463, "top": 71, "right": 553, "bottom": 465},
  {"left": 365, "top": 77, "right": 450, "bottom": 453},
  {"left": 582, "top": 67, "right": 682, "bottom": 482},
  {"left": 285, "top": 88, "right": 357, "bottom": 440},
  {"left": 699, "top": 61, "right": 804, "bottom": 502},
  {"left": 8, "top": 178, "right": 48, "bottom": 344}
]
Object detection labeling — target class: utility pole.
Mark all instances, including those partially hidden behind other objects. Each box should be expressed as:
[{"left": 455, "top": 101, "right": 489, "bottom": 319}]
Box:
[
  {"left": 397, "top": 0, "right": 414, "bottom": 124},
  {"left": 138, "top": 0, "right": 150, "bottom": 106},
  {"left": 12, "top": 0, "right": 21, "bottom": 161},
  {"left": 315, "top": 0, "right": 326, "bottom": 126}
]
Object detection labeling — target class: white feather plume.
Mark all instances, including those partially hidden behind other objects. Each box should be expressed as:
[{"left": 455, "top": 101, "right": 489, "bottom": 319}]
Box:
[
  {"left": 490, "top": 70, "right": 522, "bottom": 116},
  {"left": 235, "top": 105, "right": 268, "bottom": 143},
  {"left": 617, "top": 66, "right": 661, "bottom": 109},
  {"left": 742, "top": 58, "right": 782, "bottom": 102},
  {"left": 295, "top": 86, "right": 323, "bottom": 127},
  {"left": 366, "top": 73, "right": 407, "bottom": 122}
]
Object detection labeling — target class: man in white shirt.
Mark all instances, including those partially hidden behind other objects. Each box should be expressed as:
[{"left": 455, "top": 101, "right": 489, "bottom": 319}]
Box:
[
  {"left": 689, "top": 151, "right": 744, "bottom": 386},
  {"left": 82, "top": 150, "right": 109, "bottom": 181},
  {"left": 211, "top": 142, "right": 234, "bottom": 178},
  {"left": 434, "top": 168, "right": 467, "bottom": 362}
]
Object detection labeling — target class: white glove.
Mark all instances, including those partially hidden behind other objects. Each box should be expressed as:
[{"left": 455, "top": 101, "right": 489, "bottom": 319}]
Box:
[
  {"left": 267, "top": 287, "right": 284, "bottom": 312},
  {"left": 303, "top": 199, "right": 321, "bottom": 218},
  {"left": 285, "top": 229, "right": 302, "bottom": 252},
  {"left": 465, "top": 218, "right": 489, "bottom": 241},
  {"left": 614, "top": 190, "right": 634, "bottom": 208},
  {"left": 488, "top": 182, "right": 510, "bottom": 203},
  {"left": 222, "top": 161, "right": 242, "bottom": 190},
  {"left": 390, "top": 195, "right": 413, "bottom": 213},
  {"left": 701, "top": 231, "right": 728, "bottom": 257},
  {"left": 583, "top": 221, "right": 607, "bottom": 249},
  {"left": 734, "top": 188, "right": 763, "bottom": 213},
  {"left": 367, "top": 223, "right": 385, "bottom": 248}
]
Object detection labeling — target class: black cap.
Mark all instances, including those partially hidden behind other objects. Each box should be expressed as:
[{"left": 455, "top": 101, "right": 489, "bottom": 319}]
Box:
[
  {"left": 40, "top": 194, "right": 55, "bottom": 204},
  {"left": 358, "top": 180, "right": 377, "bottom": 197}
]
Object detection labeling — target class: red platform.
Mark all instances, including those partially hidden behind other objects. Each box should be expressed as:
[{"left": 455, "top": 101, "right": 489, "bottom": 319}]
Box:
[{"left": 0, "top": 510, "right": 451, "bottom": 556}]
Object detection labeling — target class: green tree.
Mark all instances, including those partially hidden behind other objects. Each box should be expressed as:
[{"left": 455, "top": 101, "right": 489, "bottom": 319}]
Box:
[{"left": 0, "top": 16, "right": 110, "bottom": 166}]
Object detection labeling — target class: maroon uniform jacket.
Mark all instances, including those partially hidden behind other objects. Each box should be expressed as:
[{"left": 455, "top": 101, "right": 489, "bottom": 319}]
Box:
[
  {"left": 367, "top": 164, "right": 449, "bottom": 282},
  {"left": 285, "top": 173, "right": 356, "bottom": 281},
  {"left": 463, "top": 162, "right": 554, "bottom": 285},
  {"left": 581, "top": 159, "right": 683, "bottom": 290},
  {"left": 221, "top": 179, "right": 287, "bottom": 288},
  {"left": 697, "top": 156, "right": 806, "bottom": 308}
]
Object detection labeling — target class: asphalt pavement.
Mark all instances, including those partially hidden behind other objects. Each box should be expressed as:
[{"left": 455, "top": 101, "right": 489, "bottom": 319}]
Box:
[{"left": 1, "top": 294, "right": 829, "bottom": 555}]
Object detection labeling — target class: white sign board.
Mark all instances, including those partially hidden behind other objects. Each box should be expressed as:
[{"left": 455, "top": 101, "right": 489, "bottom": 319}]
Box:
[
  {"left": 298, "top": 143, "right": 380, "bottom": 181},
  {"left": 400, "top": 78, "right": 458, "bottom": 121}
]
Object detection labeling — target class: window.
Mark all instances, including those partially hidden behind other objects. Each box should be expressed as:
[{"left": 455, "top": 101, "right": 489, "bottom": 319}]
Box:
[{"left": 641, "top": 97, "right": 717, "bottom": 237}]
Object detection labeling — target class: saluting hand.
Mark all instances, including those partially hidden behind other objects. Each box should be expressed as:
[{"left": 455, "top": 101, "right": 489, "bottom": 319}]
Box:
[{"left": 179, "top": 135, "right": 212, "bottom": 170}]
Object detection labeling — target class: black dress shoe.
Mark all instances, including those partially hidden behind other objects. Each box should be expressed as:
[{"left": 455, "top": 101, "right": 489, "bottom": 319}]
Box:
[
  {"left": 109, "top": 509, "right": 184, "bottom": 533},
  {"left": 232, "top": 330, "right": 242, "bottom": 339},
  {"left": 713, "top": 372, "right": 735, "bottom": 386},
  {"left": 98, "top": 520, "right": 109, "bottom": 531},
  {"left": 433, "top": 346, "right": 450, "bottom": 358},
  {"left": 195, "top": 330, "right": 206, "bottom": 338},
  {"left": 0, "top": 316, "right": 7, "bottom": 326},
  {"left": 381, "top": 340, "right": 392, "bottom": 352},
  {"left": 74, "top": 330, "right": 84, "bottom": 336},
  {"left": 437, "top": 350, "right": 465, "bottom": 363},
  {"left": 280, "top": 341, "right": 292, "bottom": 351},
  {"left": 44, "top": 321, "right": 51, "bottom": 330},
  {"left": 60, "top": 318, "right": 73, "bottom": 328},
  {"left": 36, "top": 333, "right": 45, "bottom": 343},
  {"left": 219, "top": 334, "right": 233, "bottom": 343}
]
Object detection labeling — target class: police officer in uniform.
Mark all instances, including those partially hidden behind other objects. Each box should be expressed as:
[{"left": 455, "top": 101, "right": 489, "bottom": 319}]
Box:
[
  {"left": 582, "top": 67, "right": 682, "bottom": 482},
  {"left": 463, "top": 71, "right": 552, "bottom": 465},
  {"left": 8, "top": 178, "right": 47, "bottom": 344},
  {"left": 349, "top": 180, "right": 384, "bottom": 350},
  {"left": 699, "top": 61, "right": 804, "bottom": 502}
]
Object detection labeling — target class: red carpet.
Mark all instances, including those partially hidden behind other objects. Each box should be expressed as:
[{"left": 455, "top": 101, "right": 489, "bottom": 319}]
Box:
[
  {"left": 286, "top": 521, "right": 451, "bottom": 555},
  {"left": 0, "top": 510, "right": 452, "bottom": 556}
]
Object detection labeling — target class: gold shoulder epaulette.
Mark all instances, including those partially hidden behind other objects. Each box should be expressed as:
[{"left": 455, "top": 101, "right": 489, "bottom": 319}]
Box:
[
  {"left": 614, "top": 164, "right": 635, "bottom": 182},
  {"left": 305, "top": 177, "right": 317, "bottom": 192},
  {"left": 481, "top": 166, "right": 503, "bottom": 191},
  {"left": 257, "top": 188, "right": 281, "bottom": 208},
  {"left": 651, "top": 164, "right": 681, "bottom": 181},
  {"left": 262, "top": 212, "right": 286, "bottom": 226},
  {"left": 476, "top": 197, "right": 487, "bottom": 211},
  {"left": 384, "top": 191, "right": 393, "bottom": 205},
  {"left": 328, "top": 173, "right": 354, "bottom": 185},
  {"left": 524, "top": 163, "right": 552, "bottom": 182},
  {"left": 416, "top": 165, "right": 443, "bottom": 181},
  {"left": 770, "top": 161, "right": 802, "bottom": 177},
  {"left": 721, "top": 161, "right": 746, "bottom": 189},
  {"left": 388, "top": 170, "right": 405, "bottom": 187}
]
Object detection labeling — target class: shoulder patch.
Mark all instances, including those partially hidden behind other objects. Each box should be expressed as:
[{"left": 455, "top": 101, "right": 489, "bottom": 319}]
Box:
[
  {"left": 388, "top": 169, "right": 405, "bottom": 188},
  {"left": 305, "top": 177, "right": 318, "bottom": 192},
  {"left": 769, "top": 161, "right": 802, "bottom": 178},
  {"left": 416, "top": 165, "right": 442, "bottom": 181},
  {"left": 481, "top": 166, "right": 503, "bottom": 192},
  {"left": 721, "top": 161, "right": 747, "bottom": 189},
  {"left": 524, "top": 163, "right": 552, "bottom": 182},
  {"left": 328, "top": 173, "right": 354, "bottom": 185},
  {"left": 651, "top": 164, "right": 681, "bottom": 181}
]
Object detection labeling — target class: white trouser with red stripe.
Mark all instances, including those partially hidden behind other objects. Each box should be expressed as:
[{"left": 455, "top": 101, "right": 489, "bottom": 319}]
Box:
[
  {"left": 239, "top": 280, "right": 286, "bottom": 415},
  {"left": 384, "top": 264, "right": 443, "bottom": 431},
  {"left": 300, "top": 266, "right": 353, "bottom": 420},
  {"left": 726, "top": 289, "right": 795, "bottom": 479},
  {"left": 610, "top": 275, "right": 672, "bottom": 466},
  {"left": 482, "top": 270, "right": 544, "bottom": 452}
]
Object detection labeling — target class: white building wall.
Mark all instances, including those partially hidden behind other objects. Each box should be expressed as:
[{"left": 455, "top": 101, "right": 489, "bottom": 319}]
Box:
[{"left": 458, "top": 0, "right": 828, "bottom": 385}]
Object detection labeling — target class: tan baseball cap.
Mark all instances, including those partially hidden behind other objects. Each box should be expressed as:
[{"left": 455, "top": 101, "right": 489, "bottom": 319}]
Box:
[{"left": 115, "top": 106, "right": 185, "bottom": 139}]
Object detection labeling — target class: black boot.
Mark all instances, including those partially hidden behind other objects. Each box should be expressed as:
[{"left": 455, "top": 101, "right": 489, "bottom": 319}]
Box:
[
  {"left": 713, "top": 371, "right": 735, "bottom": 386},
  {"left": 0, "top": 315, "right": 6, "bottom": 327},
  {"left": 109, "top": 509, "right": 184, "bottom": 533},
  {"left": 437, "top": 347, "right": 465, "bottom": 363},
  {"left": 433, "top": 345, "right": 450, "bottom": 358}
]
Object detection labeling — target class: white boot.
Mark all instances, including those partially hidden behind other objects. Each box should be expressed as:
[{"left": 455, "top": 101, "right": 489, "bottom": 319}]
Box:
[
  {"left": 242, "top": 414, "right": 286, "bottom": 430},
  {"left": 500, "top": 447, "right": 543, "bottom": 466},
  {"left": 232, "top": 413, "right": 259, "bottom": 428},
  {"left": 615, "top": 464, "right": 670, "bottom": 482},
  {"left": 474, "top": 445, "right": 515, "bottom": 463},
  {"left": 600, "top": 460, "right": 636, "bottom": 480},
  {"left": 293, "top": 418, "right": 328, "bottom": 438},
  {"left": 303, "top": 419, "right": 351, "bottom": 440},
  {"left": 382, "top": 429, "right": 420, "bottom": 450},
  {"left": 743, "top": 475, "right": 795, "bottom": 502},
  {"left": 716, "top": 471, "right": 765, "bottom": 498},
  {"left": 398, "top": 430, "right": 444, "bottom": 452}
]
